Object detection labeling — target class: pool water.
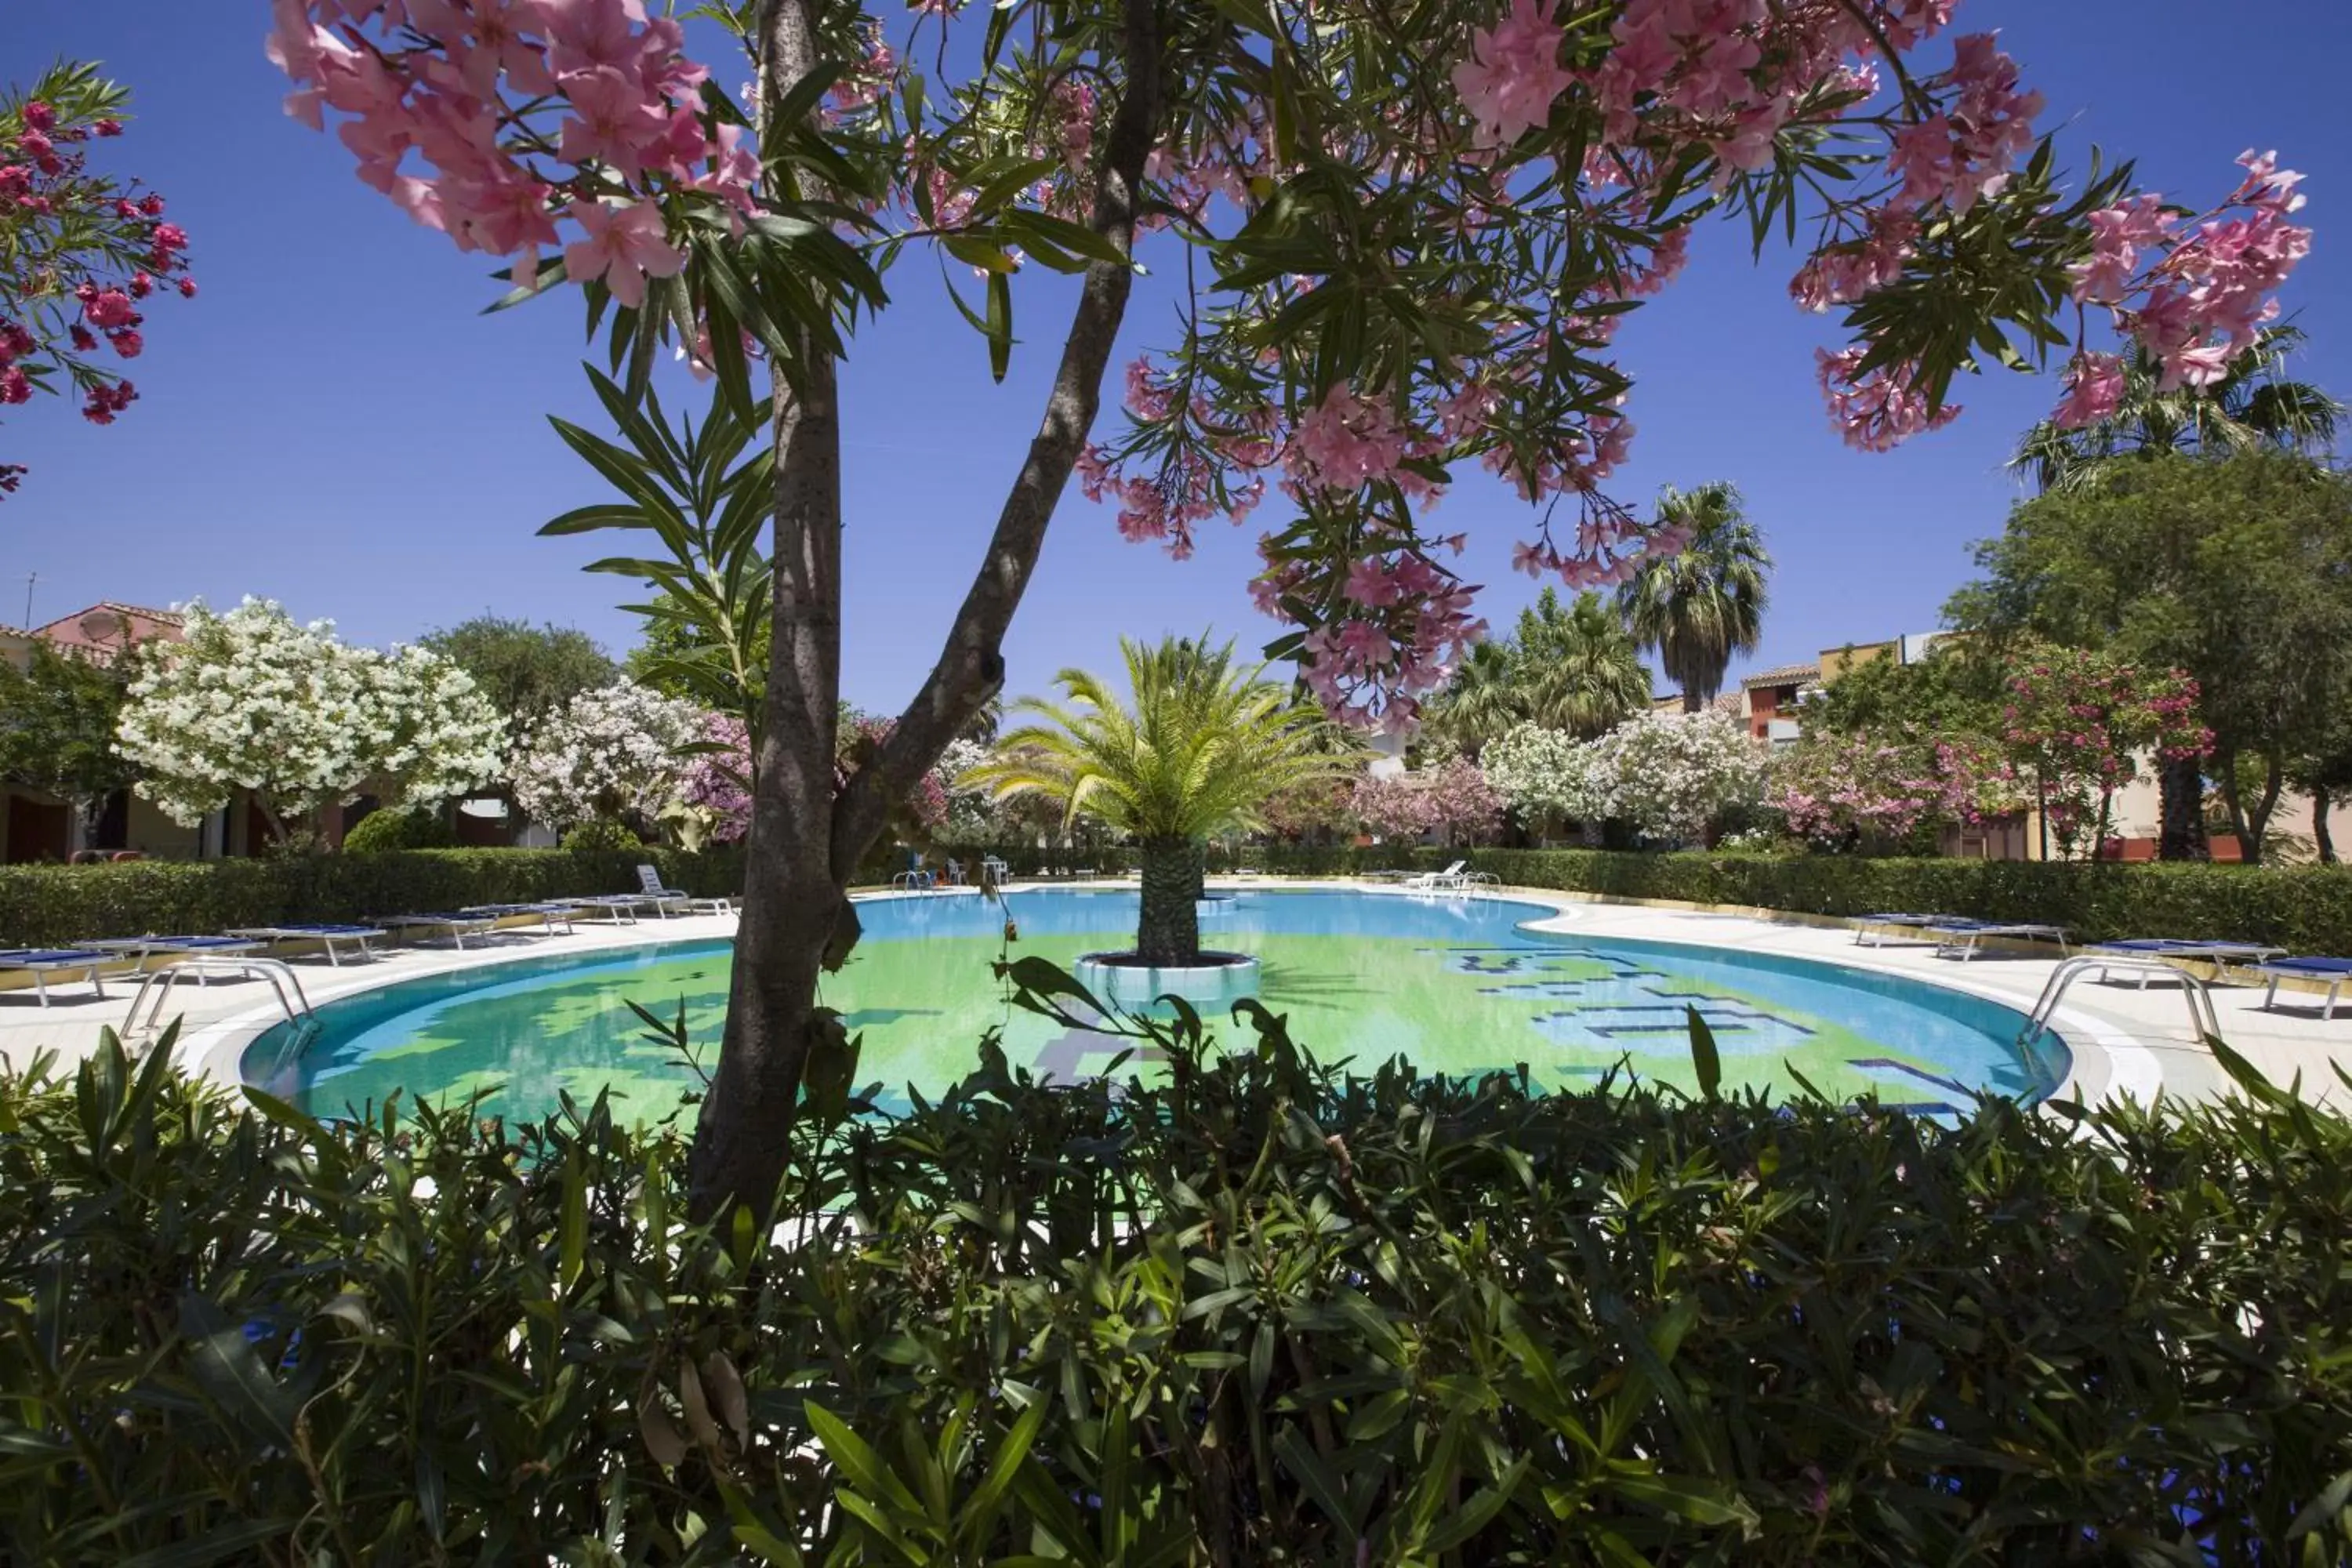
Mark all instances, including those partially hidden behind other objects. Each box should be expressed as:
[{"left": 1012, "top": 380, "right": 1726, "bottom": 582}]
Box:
[{"left": 242, "top": 888, "right": 2067, "bottom": 1124}]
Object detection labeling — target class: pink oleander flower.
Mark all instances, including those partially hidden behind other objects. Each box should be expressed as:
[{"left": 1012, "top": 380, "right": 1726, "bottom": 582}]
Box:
[
  {"left": 1288, "top": 385, "right": 1412, "bottom": 491},
  {"left": 1451, "top": 0, "right": 1577, "bottom": 148},
  {"left": 562, "top": 198, "right": 685, "bottom": 307},
  {"left": 2051, "top": 351, "right": 2125, "bottom": 429}
]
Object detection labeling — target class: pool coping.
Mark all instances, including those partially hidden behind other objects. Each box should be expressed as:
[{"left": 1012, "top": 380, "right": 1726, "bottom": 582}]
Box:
[{"left": 179, "top": 879, "right": 2154, "bottom": 1112}]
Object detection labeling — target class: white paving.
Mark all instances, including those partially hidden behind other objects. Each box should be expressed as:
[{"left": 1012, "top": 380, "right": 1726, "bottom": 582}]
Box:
[{"left": 0, "top": 881, "right": 2345, "bottom": 1112}]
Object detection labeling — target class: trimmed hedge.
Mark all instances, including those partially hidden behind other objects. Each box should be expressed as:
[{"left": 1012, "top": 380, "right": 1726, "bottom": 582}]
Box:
[
  {"left": 11, "top": 842, "right": 2350, "bottom": 954},
  {"left": 1464, "top": 848, "right": 2352, "bottom": 952},
  {"left": 0, "top": 848, "right": 745, "bottom": 949}
]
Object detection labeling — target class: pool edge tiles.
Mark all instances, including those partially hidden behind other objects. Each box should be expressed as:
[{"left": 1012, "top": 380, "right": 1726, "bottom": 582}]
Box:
[{"left": 240, "top": 887, "right": 2067, "bottom": 1126}]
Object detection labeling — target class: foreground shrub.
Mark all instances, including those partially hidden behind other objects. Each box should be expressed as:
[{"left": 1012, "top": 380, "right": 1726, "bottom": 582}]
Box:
[{"left": 3, "top": 996, "right": 2349, "bottom": 1564}]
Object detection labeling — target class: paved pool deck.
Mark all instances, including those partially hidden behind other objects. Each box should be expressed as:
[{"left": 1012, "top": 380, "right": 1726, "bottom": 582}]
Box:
[{"left": 0, "top": 879, "right": 2345, "bottom": 1112}]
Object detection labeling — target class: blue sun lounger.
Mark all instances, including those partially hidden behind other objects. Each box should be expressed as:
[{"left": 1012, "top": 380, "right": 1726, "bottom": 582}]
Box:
[
  {"left": 372, "top": 912, "right": 499, "bottom": 949},
  {"left": 2088, "top": 938, "right": 2286, "bottom": 987},
  {"left": 81, "top": 934, "right": 265, "bottom": 975},
  {"left": 0, "top": 948, "right": 111, "bottom": 1006},
  {"left": 227, "top": 924, "right": 382, "bottom": 967},
  {"left": 459, "top": 902, "right": 579, "bottom": 936},
  {"left": 1853, "top": 914, "right": 1973, "bottom": 947},
  {"left": 2256, "top": 956, "right": 2352, "bottom": 1021}
]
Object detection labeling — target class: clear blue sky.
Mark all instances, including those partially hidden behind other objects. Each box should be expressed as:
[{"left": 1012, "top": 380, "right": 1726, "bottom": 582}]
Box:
[{"left": 5, "top": 2, "right": 2344, "bottom": 710}]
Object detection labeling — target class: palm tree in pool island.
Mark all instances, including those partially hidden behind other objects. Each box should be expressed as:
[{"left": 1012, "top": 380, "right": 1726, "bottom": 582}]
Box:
[
  {"left": 1618, "top": 481, "right": 1772, "bottom": 713},
  {"left": 973, "top": 637, "right": 1354, "bottom": 968}
]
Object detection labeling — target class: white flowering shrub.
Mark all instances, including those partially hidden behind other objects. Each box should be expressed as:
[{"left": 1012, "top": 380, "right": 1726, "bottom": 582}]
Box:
[
  {"left": 116, "top": 598, "right": 505, "bottom": 840},
  {"left": 1480, "top": 710, "right": 1765, "bottom": 844},
  {"left": 1587, "top": 709, "right": 1768, "bottom": 844},
  {"left": 509, "top": 681, "right": 700, "bottom": 831},
  {"left": 931, "top": 738, "right": 1001, "bottom": 842},
  {"left": 1482, "top": 721, "right": 1605, "bottom": 823}
]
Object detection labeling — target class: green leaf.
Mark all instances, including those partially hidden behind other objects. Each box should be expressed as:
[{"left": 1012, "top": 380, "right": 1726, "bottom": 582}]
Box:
[
  {"left": 179, "top": 1293, "right": 297, "bottom": 1446},
  {"left": 986, "top": 270, "right": 1012, "bottom": 383},
  {"left": 1685, "top": 1006, "right": 1721, "bottom": 1099},
  {"left": 805, "top": 1403, "right": 927, "bottom": 1518}
]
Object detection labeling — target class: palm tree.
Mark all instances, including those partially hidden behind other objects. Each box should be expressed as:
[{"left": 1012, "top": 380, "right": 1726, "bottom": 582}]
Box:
[
  {"left": 1617, "top": 482, "right": 1771, "bottom": 713},
  {"left": 971, "top": 636, "right": 1355, "bottom": 967},
  {"left": 2009, "top": 327, "right": 2343, "bottom": 495},
  {"left": 2009, "top": 325, "right": 2342, "bottom": 861},
  {"left": 1515, "top": 588, "right": 1653, "bottom": 738},
  {"left": 1424, "top": 641, "right": 1523, "bottom": 759}
]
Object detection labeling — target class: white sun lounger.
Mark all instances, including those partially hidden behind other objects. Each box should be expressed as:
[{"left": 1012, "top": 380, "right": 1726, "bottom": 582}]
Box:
[
  {"left": 1406, "top": 860, "right": 1468, "bottom": 891},
  {"left": 636, "top": 864, "right": 732, "bottom": 916}
]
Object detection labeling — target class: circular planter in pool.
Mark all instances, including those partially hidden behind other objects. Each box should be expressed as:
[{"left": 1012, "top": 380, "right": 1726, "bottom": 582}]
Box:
[{"left": 1076, "top": 951, "right": 1261, "bottom": 1013}]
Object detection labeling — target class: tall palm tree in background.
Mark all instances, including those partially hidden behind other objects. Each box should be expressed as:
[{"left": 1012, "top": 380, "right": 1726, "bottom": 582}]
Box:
[
  {"left": 1425, "top": 641, "right": 1523, "bottom": 760},
  {"left": 1515, "top": 588, "right": 1653, "bottom": 737},
  {"left": 2009, "top": 325, "right": 2343, "bottom": 860},
  {"left": 971, "top": 637, "right": 1353, "bottom": 967},
  {"left": 1618, "top": 482, "right": 1771, "bottom": 713},
  {"left": 1425, "top": 590, "right": 1651, "bottom": 755},
  {"left": 2009, "top": 327, "right": 2342, "bottom": 495}
]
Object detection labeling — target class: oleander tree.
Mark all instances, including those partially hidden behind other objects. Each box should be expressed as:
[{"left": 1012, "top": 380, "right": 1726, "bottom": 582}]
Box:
[
  {"left": 115, "top": 599, "right": 504, "bottom": 845},
  {"left": 1586, "top": 707, "right": 1769, "bottom": 844},
  {"left": 0, "top": 62, "right": 195, "bottom": 499},
  {"left": 1483, "top": 721, "right": 1606, "bottom": 837},
  {"left": 1999, "top": 644, "right": 2208, "bottom": 862},
  {"left": 267, "top": 0, "right": 2315, "bottom": 1210},
  {"left": 1773, "top": 728, "right": 2020, "bottom": 851},
  {"left": 1348, "top": 758, "right": 1504, "bottom": 847},
  {"left": 509, "top": 680, "right": 702, "bottom": 834}
]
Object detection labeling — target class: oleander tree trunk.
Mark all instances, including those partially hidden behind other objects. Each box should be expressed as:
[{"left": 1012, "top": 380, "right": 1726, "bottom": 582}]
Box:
[
  {"left": 2158, "top": 753, "right": 2209, "bottom": 861},
  {"left": 687, "top": 0, "right": 1162, "bottom": 1223},
  {"left": 1136, "top": 837, "right": 1203, "bottom": 967},
  {"left": 2315, "top": 784, "right": 2336, "bottom": 865}
]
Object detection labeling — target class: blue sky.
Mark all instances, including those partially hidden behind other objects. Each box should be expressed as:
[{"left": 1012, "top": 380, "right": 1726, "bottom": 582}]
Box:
[{"left": 5, "top": 2, "right": 2344, "bottom": 711}]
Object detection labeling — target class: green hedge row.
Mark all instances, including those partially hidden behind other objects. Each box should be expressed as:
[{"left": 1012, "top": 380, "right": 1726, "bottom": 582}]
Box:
[
  {"left": 0, "top": 848, "right": 745, "bottom": 948},
  {"left": 13, "top": 842, "right": 2349, "bottom": 953},
  {"left": 1465, "top": 848, "right": 2352, "bottom": 952}
]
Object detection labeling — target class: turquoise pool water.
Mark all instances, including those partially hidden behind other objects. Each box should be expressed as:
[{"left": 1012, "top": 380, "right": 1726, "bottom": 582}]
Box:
[{"left": 241, "top": 888, "right": 2068, "bottom": 1124}]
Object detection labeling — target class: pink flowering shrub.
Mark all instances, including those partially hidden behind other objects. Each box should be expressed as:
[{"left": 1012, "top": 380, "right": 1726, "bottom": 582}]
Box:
[
  {"left": 0, "top": 64, "right": 194, "bottom": 498},
  {"left": 1348, "top": 759, "right": 1505, "bottom": 845},
  {"left": 1774, "top": 729, "right": 2020, "bottom": 850},
  {"left": 2000, "top": 646, "right": 2209, "bottom": 860},
  {"left": 680, "top": 713, "right": 753, "bottom": 843},
  {"left": 267, "top": 0, "right": 2309, "bottom": 740}
]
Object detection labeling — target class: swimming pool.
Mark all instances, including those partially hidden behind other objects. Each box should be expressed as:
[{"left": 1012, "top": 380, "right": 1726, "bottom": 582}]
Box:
[{"left": 241, "top": 887, "right": 2068, "bottom": 1123}]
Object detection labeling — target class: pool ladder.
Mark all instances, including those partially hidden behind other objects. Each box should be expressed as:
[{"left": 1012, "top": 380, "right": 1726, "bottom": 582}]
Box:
[
  {"left": 124, "top": 956, "right": 317, "bottom": 1044},
  {"left": 2020, "top": 955, "right": 2222, "bottom": 1053}
]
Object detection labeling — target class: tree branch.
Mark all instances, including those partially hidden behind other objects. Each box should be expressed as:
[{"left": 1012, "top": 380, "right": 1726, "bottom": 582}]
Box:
[{"left": 832, "top": 0, "right": 1165, "bottom": 876}]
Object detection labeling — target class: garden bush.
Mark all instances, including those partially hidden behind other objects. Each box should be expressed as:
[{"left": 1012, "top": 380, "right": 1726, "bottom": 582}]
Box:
[
  {"left": 563, "top": 816, "right": 648, "bottom": 854},
  {"left": 2, "top": 997, "right": 2348, "bottom": 1565},
  {"left": 0, "top": 847, "right": 745, "bottom": 947},
  {"left": 338, "top": 805, "right": 459, "bottom": 853}
]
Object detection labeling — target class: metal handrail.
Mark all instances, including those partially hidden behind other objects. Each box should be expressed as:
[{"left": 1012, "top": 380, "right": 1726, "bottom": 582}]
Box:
[
  {"left": 2021, "top": 954, "right": 2221, "bottom": 1049},
  {"left": 125, "top": 955, "right": 315, "bottom": 1040}
]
